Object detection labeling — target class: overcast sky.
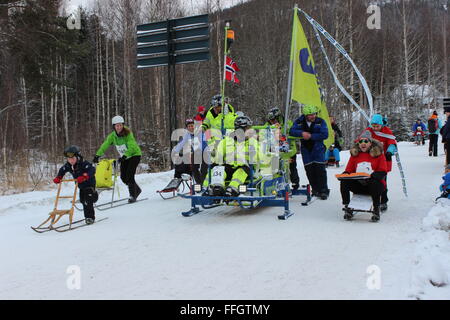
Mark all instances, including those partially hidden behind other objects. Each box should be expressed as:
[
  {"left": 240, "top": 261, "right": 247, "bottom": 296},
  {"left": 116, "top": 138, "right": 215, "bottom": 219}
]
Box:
[{"left": 64, "top": 0, "right": 244, "bottom": 14}]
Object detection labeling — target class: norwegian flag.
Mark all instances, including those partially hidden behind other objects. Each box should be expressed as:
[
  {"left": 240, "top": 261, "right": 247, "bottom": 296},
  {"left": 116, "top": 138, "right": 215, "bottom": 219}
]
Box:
[{"left": 225, "top": 56, "right": 240, "bottom": 84}]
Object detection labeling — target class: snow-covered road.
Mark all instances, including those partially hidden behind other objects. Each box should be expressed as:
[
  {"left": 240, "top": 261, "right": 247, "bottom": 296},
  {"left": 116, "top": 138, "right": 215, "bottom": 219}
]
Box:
[{"left": 0, "top": 142, "right": 447, "bottom": 299}]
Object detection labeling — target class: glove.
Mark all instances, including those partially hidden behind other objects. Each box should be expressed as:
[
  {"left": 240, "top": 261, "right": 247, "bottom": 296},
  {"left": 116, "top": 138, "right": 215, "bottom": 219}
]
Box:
[
  {"left": 118, "top": 155, "right": 127, "bottom": 164},
  {"left": 385, "top": 152, "right": 392, "bottom": 161},
  {"left": 370, "top": 171, "right": 386, "bottom": 181},
  {"left": 93, "top": 155, "right": 100, "bottom": 164},
  {"left": 53, "top": 176, "right": 62, "bottom": 184},
  {"left": 76, "top": 175, "right": 89, "bottom": 184}
]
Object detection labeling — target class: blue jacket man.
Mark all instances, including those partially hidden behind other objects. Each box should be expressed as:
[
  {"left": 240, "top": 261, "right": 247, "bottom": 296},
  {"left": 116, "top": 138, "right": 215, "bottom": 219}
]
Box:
[{"left": 289, "top": 104, "right": 329, "bottom": 199}]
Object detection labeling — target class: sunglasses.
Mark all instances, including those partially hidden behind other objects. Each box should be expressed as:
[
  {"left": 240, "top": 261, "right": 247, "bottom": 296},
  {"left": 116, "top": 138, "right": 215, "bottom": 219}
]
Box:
[{"left": 358, "top": 139, "right": 370, "bottom": 144}]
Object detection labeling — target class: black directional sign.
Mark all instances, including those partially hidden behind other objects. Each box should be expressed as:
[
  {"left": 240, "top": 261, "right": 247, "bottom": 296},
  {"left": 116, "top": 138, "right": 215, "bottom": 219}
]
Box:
[{"left": 136, "top": 14, "right": 210, "bottom": 68}]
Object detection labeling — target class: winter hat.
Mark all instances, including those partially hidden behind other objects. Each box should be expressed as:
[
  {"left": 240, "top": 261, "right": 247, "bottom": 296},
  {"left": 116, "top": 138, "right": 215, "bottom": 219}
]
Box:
[
  {"left": 370, "top": 114, "right": 384, "bottom": 126},
  {"left": 359, "top": 130, "right": 373, "bottom": 141},
  {"left": 197, "top": 105, "right": 206, "bottom": 113}
]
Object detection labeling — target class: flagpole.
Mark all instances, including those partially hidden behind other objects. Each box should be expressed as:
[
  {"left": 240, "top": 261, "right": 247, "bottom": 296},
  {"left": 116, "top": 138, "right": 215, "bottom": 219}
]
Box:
[
  {"left": 221, "top": 21, "right": 231, "bottom": 116},
  {"left": 283, "top": 5, "right": 298, "bottom": 136}
]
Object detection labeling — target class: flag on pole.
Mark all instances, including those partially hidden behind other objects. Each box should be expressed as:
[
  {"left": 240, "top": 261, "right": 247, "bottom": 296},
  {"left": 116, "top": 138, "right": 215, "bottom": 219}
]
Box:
[
  {"left": 290, "top": 8, "right": 334, "bottom": 148},
  {"left": 225, "top": 56, "right": 240, "bottom": 84}
]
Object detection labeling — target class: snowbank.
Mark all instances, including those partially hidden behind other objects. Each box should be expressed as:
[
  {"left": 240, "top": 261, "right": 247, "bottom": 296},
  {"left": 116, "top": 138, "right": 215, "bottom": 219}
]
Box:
[{"left": 408, "top": 199, "right": 450, "bottom": 299}]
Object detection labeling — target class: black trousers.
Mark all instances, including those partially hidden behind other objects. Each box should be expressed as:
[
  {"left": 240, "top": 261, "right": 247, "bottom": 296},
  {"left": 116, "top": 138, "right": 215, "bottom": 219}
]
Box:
[
  {"left": 429, "top": 134, "right": 438, "bottom": 156},
  {"left": 174, "top": 162, "right": 208, "bottom": 185},
  {"left": 340, "top": 179, "right": 384, "bottom": 209},
  {"left": 289, "top": 155, "right": 300, "bottom": 186},
  {"left": 445, "top": 139, "right": 450, "bottom": 165},
  {"left": 120, "top": 156, "right": 141, "bottom": 186},
  {"left": 304, "top": 162, "right": 328, "bottom": 194},
  {"left": 79, "top": 187, "right": 98, "bottom": 219},
  {"left": 381, "top": 175, "right": 388, "bottom": 204}
]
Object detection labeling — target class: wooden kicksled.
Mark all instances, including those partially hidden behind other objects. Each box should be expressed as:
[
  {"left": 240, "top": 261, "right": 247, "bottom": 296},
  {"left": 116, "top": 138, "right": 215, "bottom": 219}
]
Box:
[{"left": 31, "top": 179, "right": 83, "bottom": 233}]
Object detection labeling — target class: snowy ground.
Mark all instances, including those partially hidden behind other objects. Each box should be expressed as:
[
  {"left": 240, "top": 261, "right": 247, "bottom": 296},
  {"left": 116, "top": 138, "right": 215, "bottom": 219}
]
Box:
[{"left": 0, "top": 142, "right": 449, "bottom": 300}]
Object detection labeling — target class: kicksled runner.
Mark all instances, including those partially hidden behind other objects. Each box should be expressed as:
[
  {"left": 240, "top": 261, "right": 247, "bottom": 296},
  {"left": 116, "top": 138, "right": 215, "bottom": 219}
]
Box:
[
  {"left": 75, "top": 159, "right": 147, "bottom": 211},
  {"left": 336, "top": 173, "right": 380, "bottom": 222},
  {"left": 31, "top": 179, "right": 108, "bottom": 233}
]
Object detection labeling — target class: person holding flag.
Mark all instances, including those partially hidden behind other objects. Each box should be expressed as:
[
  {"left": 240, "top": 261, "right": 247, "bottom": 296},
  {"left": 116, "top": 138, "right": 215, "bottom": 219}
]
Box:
[{"left": 290, "top": 105, "right": 329, "bottom": 199}]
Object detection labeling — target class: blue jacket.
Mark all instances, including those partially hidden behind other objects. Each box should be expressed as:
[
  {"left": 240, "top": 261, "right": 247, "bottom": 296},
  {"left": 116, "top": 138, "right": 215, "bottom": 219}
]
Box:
[
  {"left": 441, "top": 119, "right": 450, "bottom": 140},
  {"left": 57, "top": 158, "right": 96, "bottom": 189},
  {"left": 440, "top": 172, "right": 450, "bottom": 193},
  {"left": 412, "top": 122, "right": 427, "bottom": 132},
  {"left": 290, "top": 115, "right": 328, "bottom": 165}
]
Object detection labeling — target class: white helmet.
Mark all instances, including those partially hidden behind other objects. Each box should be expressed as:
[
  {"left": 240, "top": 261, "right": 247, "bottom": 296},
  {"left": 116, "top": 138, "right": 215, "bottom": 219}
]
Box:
[{"left": 112, "top": 115, "right": 124, "bottom": 125}]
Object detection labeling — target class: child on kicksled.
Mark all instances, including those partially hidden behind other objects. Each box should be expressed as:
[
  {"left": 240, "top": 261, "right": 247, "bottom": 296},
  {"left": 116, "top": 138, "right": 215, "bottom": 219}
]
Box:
[
  {"left": 437, "top": 165, "right": 450, "bottom": 200},
  {"left": 53, "top": 145, "right": 98, "bottom": 225}
]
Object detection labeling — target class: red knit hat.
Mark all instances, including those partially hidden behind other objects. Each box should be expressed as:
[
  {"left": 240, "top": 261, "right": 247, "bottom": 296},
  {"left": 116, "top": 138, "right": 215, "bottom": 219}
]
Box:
[{"left": 198, "top": 105, "right": 206, "bottom": 113}]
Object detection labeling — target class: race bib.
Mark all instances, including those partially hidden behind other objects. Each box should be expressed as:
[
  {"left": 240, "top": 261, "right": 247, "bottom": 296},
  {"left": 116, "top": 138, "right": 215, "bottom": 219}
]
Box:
[
  {"left": 211, "top": 166, "right": 225, "bottom": 186},
  {"left": 356, "top": 162, "right": 373, "bottom": 174},
  {"left": 115, "top": 144, "right": 128, "bottom": 157}
]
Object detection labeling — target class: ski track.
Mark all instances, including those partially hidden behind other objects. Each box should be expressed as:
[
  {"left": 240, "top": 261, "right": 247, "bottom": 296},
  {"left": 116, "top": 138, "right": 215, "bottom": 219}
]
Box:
[{"left": 0, "top": 142, "right": 447, "bottom": 299}]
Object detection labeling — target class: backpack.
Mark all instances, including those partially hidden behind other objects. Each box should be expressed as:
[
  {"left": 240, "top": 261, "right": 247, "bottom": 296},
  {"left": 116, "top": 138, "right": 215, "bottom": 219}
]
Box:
[{"left": 428, "top": 118, "right": 438, "bottom": 132}]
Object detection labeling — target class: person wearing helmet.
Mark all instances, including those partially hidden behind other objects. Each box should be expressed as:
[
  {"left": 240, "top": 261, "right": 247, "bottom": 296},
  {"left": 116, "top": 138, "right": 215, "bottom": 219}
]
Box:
[
  {"left": 362, "top": 114, "right": 397, "bottom": 212},
  {"left": 53, "top": 145, "right": 98, "bottom": 225},
  {"left": 93, "top": 115, "right": 143, "bottom": 203},
  {"left": 172, "top": 118, "right": 208, "bottom": 184},
  {"left": 265, "top": 107, "right": 300, "bottom": 190},
  {"left": 201, "top": 94, "right": 237, "bottom": 145},
  {"left": 206, "top": 115, "right": 270, "bottom": 197},
  {"left": 289, "top": 104, "right": 330, "bottom": 200}
]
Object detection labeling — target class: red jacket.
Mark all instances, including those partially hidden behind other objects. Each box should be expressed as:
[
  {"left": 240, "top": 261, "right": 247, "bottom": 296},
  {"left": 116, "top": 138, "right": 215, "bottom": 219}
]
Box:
[
  {"left": 194, "top": 113, "right": 206, "bottom": 122},
  {"left": 365, "top": 126, "right": 396, "bottom": 172},
  {"left": 345, "top": 151, "right": 388, "bottom": 188}
]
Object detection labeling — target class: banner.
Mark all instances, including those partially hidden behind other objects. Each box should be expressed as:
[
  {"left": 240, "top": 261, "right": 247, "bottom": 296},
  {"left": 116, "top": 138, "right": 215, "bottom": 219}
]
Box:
[{"left": 290, "top": 9, "right": 334, "bottom": 149}]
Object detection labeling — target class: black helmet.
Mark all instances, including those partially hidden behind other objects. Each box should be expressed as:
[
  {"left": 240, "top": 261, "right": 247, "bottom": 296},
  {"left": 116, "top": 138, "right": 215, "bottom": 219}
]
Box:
[
  {"left": 267, "top": 107, "right": 282, "bottom": 121},
  {"left": 64, "top": 145, "right": 81, "bottom": 158},
  {"left": 234, "top": 115, "right": 253, "bottom": 129},
  {"left": 211, "top": 94, "right": 222, "bottom": 107}
]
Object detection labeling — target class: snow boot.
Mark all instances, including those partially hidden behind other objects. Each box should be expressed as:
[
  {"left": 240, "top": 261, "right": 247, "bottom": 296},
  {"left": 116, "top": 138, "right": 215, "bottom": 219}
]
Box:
[
  {"left": 343, "top": 205, "right": 353, "bottom": 220},
  {"left": 292, "top": 183, "right": 299, "bottom": 191},
  {"left": 319, "top": 189, "right": 330, "bottom": 200},
  {"left": 336, "top": 161, "right": 340, "bottom": 168},
  {"left": 380, "top": 203, "right": 388, "bottom": 212},
  {"left": 225, "top": 186, "right": 239, "bottom": 197},
  {"left": 85, "top": 218, "right": 95, "bottom": 225},
  {"left": 371, "top": 207, "right": 380, "bottom": 222},
  {"left": 209, "top": 185, "right": 225, "bottom": 196}
]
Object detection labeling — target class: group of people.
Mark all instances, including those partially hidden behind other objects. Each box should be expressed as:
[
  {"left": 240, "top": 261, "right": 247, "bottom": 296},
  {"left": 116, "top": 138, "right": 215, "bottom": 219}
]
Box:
[
  {"left": 411, "top": 111, "right": 445, "bottom": 157},
  {"left": 52, "top": 95, "right": 450, "bottom": 225},
  {"left": 54, "top": 115, "right": 143, "bottom": 224},
  {"left": 173, "top": 95, "right": 399, "bottom": 222}
]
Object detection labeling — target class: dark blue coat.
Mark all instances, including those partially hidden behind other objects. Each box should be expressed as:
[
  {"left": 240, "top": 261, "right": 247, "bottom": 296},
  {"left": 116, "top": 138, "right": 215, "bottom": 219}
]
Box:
[
  {"left": 289, "top": 115, "right": 329, "bottom": 165},
  {"left": 441, "top": 118, "right": 450, "bottom": 140},
  {"left": 57, "top": 158, "right": 96, "bottom": 189}
]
